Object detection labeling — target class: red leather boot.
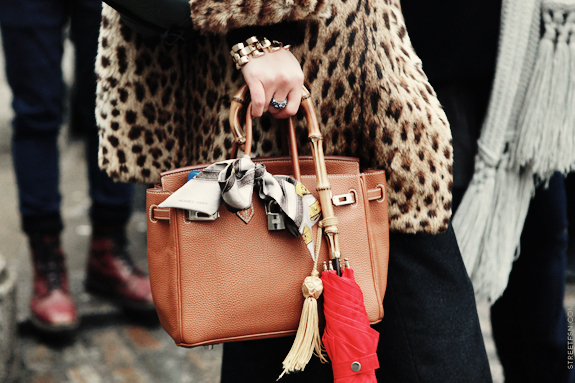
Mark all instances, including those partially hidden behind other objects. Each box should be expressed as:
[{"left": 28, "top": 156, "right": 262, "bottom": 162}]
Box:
[
  {"left": 29, "top": 235, "right": 79, "bottom": 332},
  {"left": 85, "top": 234, "right": 154, "bottom": 310}
]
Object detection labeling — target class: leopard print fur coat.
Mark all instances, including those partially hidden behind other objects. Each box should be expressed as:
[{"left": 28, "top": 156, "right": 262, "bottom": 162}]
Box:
[{"left": 96, "top": 0, "right": 453, "bottom": 234}]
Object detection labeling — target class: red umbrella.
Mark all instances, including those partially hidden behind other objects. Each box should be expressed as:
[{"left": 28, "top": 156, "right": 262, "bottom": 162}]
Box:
[{"left": 321, "top": 266, "right": 380, "bottom": 382}]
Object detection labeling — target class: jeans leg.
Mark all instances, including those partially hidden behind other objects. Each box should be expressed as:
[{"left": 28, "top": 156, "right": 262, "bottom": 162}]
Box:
[
  {"left": 1, "top": 22, "right": 66, "bottom": 234},
  {"left": 221, "top": 225, "right": 492, "bottom": 383},
  {"left": 68, "top": 0, "right": 104, "bottom": 136},
  {"left": 68, "top": 0, "right": 133, "bottom": 227},
  {"left": 375, "top": 225, "right": 492, "bottom": 383},
  {"left": 490, "top": 173, "right": 573, "bottom": 383},
  {"left": 222, "top": 336, "right": 333, "bottom": 383}
]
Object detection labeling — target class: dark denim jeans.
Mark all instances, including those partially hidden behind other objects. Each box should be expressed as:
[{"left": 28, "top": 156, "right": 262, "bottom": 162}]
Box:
[
  {"left": 0, "top": 0, "right": 133, "bottom": 234},
  {"left": 491, "top": 174, "right": 573, "bottom": 383},
  {"left": 454, "top": 173, "right": 574, "bottom": 383},
  {"left": 221, "top": 225, "right": 492, "bottom": 383}
]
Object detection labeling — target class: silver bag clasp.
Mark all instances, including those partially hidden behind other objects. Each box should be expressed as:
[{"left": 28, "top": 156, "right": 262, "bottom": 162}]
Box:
[{"left": 188, "top": 210, "right": 219, "bottom": 221}]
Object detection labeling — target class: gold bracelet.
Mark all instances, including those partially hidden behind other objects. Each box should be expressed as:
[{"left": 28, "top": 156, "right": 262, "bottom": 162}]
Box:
[{"left": 230, "top": 36, "right": 291, "bottom": 70}]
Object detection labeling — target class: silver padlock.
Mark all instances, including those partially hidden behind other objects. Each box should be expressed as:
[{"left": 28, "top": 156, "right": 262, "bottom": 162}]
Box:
[{"left": 265, "top": 201, "right": 285, "bottom": 231}]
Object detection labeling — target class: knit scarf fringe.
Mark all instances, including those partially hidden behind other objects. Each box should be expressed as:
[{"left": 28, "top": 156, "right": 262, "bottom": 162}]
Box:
[
  {"left": 515, "top": 6, "right": 575, "bottom": 178},
  {"left": 455, "top": 0, "right": 575, "bottom": 302},
  {"left": 467, "top": 157, "right": 535, "bottom": 301},
  {"left": 452, "top": 153, "right": 497, "bottom": 274},
  {"left": 454, "top": 0, "right": 563, "bottom": 303}
]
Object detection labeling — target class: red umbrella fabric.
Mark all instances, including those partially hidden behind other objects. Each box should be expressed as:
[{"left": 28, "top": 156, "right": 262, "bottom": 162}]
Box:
[{"left": 321, "top": 267, "right": 380, "bottom": 382}]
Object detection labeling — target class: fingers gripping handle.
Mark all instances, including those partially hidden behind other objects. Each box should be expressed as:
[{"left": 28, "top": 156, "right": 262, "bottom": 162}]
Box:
[{"left": 230, "top": 84, "right": 308, "bottom": 180}]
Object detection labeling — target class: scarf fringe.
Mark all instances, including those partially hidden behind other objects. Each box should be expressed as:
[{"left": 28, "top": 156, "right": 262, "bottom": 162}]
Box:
[
  {"left": 548, "top": 11, "right": 574, "bottom": 174},
  {"left": 515, "top": 7, "right": 575, "bottom": 178},
  {"left": 453, "top": 0, "right": 541, "bottom": 301},
  {"left": 452, "top": 157, "right": 496, "bottom": 274},
  {"left": 565, "top": 12, "right": 575, "bottom": 171},
  {"left": 452, "top": 0, "right": 575, "bottom": 303},
  {"left": 468, "top": 157, "right": 535, "bottom": 302},
  {"left": 514, "top": 10, "right": 556, "bottom": 173}
]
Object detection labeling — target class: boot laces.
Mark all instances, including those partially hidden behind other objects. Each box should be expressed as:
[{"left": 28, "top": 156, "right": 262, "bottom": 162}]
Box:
[
  {"left": 35, "top": 240, "right": 65, "bottom": 291},
  {"left": 112, "top": 237, "right": 144, "bottom": 277}
]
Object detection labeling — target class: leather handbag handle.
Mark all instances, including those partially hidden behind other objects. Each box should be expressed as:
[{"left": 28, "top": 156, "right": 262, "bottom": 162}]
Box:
[
  {"left": 229, "top": 84, "right": 310, "bottom": 181},
  {"left": 229, "top": 84, "right": 344, "bottom": 273}
]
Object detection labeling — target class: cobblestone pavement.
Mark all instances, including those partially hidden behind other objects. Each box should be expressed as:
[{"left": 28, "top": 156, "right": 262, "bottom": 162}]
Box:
[
  {"left": 0, "top": 143, "right": 223, "bottom": 383},
  {"left": 0, "top": 34, "right": 572, "bottom": 383}
]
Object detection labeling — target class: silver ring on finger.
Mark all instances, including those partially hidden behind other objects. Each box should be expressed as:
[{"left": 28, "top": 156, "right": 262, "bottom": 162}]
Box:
[{"left": 270, "top": 97, "right": 288, "bottom": 110}]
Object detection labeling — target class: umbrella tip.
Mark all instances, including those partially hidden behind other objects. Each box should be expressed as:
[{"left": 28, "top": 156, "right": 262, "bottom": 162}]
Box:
[
  {"left": 323, "top": 262, "right": 328, "bottom": 271},
  {"left": 344, "top": 258, "right": 350, "bottom": 269}
]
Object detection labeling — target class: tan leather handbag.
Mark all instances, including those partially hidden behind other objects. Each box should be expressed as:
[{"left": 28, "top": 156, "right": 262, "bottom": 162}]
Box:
[{"left": 146, "top": 86, "right": 389, "bottom": 347}]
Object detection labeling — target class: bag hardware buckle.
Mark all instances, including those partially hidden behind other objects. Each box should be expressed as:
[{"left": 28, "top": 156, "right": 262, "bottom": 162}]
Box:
[
  {"left": 332, "top": 193, "right": 355, "bottom": 206},
  {"left": 265, "top": 201, "right": 286, "bottom": 231},
  {"left": 188, "top": 210, "right": 220, "bottom": 221}
]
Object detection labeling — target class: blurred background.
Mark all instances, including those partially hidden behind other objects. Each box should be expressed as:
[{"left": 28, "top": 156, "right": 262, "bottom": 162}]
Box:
[{"left": 0, "top": 28, "right": 573, "bottom": 383}]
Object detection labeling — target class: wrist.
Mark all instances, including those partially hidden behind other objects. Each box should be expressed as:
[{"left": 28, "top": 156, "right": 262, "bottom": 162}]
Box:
[{"left": 230, "top": 36, "right": 291, "bottom": 70}]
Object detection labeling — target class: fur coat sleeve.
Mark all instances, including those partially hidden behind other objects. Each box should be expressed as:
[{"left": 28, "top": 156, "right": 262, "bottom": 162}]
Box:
[
  {"left": 188, "top": 0, "right": 332, "bottom": 33},
  {"left": 96, "top": 0, "right": 454, "bottom": 234}
]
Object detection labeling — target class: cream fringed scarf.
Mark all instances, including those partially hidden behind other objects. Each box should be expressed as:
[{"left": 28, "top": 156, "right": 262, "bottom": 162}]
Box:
[{"left": 453, "top": 0, "right": 575, "bottom": 302}]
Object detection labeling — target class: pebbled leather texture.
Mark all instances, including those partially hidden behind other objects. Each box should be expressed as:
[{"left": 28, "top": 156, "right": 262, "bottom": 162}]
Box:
[{"left": 146, "top": 157, "right": 388, "bottom": 347}]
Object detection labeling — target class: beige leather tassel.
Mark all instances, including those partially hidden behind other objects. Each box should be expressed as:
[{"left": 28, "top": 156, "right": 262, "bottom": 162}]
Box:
[
  {"left": 278, "top": 222, "right": 329, "bottom": 380},
  {"left": 278, "top": 270, "right": 326, "bottom": 380}
]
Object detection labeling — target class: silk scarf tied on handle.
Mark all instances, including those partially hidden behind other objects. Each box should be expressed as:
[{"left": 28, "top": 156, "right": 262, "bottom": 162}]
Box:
[{"left": 158, "top": 155, "right": 321, "bottom": 259}]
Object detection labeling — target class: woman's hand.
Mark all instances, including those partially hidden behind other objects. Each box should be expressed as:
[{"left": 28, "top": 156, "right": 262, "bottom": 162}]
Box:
[{"left": 241, "top": 49, "right": 304, "bottom": 119}]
